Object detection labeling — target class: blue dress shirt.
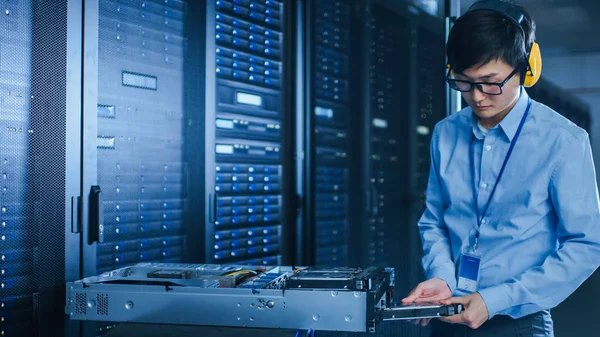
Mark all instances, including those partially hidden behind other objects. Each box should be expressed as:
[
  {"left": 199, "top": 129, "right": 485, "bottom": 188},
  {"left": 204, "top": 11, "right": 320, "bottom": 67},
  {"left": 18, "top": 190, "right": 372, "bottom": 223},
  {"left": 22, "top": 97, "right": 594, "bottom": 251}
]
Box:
[{"left": 419, "top": 88, "right": 600, "bottom": 319}]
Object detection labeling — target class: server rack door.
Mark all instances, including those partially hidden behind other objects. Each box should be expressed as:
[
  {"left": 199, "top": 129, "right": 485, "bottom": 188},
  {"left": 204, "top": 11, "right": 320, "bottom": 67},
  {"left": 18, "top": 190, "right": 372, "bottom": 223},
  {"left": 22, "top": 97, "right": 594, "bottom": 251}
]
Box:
[
  {"left": 81, "top": 0, "right": 205, "bottom": 335},
  {"left": 208, "top": 0, "right": 289, "bottom": 266},
  {"left": 0, "top": 1, "right": 76, "bottom": 337},
  {"left": 305, "top": 0, "right": 353, "bottom": 267}
]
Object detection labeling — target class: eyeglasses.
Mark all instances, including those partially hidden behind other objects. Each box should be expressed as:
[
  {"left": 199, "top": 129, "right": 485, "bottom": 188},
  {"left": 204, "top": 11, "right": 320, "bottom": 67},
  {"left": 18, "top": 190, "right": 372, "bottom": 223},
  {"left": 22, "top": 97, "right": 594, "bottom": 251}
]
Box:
[{"left": 446, "top": 67, "right": 519, "bottom": 95}]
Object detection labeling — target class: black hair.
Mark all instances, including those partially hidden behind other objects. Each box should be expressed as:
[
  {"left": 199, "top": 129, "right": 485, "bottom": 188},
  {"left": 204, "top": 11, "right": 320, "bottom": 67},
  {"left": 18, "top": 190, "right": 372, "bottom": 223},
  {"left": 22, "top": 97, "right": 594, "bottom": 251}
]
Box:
[{"left": 446, "top": 0, "right": 536, "bottom": 76}]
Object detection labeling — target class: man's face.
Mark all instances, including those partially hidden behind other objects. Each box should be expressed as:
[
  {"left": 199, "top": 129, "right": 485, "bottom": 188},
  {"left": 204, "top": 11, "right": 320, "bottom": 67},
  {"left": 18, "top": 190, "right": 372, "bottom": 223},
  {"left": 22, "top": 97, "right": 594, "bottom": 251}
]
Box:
[{"left": 455, "top": 59, "right": 522, "bottom": 120}]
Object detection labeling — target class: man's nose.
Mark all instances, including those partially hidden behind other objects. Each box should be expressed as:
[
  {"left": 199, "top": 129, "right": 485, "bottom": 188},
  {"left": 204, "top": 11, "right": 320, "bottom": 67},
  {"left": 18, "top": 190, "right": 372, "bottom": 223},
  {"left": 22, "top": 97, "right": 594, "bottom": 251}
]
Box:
[{"left": 472, "top": 86, "right": 487, "bottom": 102}]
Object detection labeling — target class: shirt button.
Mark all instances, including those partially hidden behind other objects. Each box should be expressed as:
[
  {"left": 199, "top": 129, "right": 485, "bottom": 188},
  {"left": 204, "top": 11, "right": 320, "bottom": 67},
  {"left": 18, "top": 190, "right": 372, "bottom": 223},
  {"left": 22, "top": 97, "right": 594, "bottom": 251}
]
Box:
[
  {"left": 481, "top": 182, "right": 488, "bottom": 188},
  {"left": 481, "top": 219, "right": 486, "bottom": 224},
  {"left": 485, "top": 145, "right": 492, "bottom": 151}
]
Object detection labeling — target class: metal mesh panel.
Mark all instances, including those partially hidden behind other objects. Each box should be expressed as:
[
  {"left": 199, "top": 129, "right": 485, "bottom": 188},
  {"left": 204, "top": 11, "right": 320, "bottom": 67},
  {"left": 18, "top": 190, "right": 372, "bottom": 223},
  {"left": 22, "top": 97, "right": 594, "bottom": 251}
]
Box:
[
  {"left": 0, "top": 0, "right": 68, "bottom": 336},
  {"left": 97, "top": 293, "right": 108, "bottom": 316},
  {"left": 76, "top": 293, "right": 87, "bottom": 315}
]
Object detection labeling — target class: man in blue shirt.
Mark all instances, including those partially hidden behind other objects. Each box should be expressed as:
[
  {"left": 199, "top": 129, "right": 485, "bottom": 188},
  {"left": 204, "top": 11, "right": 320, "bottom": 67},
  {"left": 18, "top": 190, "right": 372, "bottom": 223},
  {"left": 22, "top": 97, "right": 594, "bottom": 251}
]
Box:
[{"left": 401, "top": 0, "right": 600, "bottom": 336}]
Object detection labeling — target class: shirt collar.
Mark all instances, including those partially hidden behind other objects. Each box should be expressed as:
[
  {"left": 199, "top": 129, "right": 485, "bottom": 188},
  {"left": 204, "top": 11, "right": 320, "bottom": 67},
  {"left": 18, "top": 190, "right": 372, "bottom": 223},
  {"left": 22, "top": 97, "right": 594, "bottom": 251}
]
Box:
[{"left": 470, "top": 87, "right": 530, "bottom": 142}]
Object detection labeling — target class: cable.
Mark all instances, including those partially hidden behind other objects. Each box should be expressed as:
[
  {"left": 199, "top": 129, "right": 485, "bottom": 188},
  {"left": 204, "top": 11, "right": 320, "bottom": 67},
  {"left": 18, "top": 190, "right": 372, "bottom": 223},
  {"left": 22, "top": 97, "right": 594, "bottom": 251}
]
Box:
[
  {"left": 295, "top": 328, "right": 315, "bottom": 337},
  {"left": 225, "top": 270, "right": 257, "bottom": 276}
]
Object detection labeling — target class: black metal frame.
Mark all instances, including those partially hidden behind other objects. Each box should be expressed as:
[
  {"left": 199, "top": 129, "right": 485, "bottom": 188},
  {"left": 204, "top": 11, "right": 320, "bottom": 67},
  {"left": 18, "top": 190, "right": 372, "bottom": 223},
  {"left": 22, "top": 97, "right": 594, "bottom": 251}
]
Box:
[
  {"left": 65, "top": 2, "right": 84, "bottom": 337},
  {"left": 299, "top": 0, "right": 316, "bottom": 266},
  {"left": 184, "top": 0, "right": 207, "bottom": 264},
  {"left": 281, "top": 0, "right": 298, "bottom": 265}
]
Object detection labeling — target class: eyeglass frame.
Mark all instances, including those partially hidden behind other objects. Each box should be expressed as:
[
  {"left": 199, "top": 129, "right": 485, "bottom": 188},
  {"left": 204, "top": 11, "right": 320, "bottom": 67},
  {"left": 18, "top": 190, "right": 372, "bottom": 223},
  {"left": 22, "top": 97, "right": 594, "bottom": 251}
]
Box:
[{"left": 446, "top": 67, "right": 519, "bottom": 95}]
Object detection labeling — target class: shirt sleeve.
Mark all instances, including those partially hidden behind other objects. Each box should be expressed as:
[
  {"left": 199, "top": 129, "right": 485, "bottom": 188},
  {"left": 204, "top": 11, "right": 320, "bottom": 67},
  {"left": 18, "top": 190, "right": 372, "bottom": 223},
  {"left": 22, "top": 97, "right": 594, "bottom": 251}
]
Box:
[
  {"left": 418, "top": 125, "right": 457, "bottom": 294},
  {"left": 478, "top": 131, "right": 600, "bottom": 319}
]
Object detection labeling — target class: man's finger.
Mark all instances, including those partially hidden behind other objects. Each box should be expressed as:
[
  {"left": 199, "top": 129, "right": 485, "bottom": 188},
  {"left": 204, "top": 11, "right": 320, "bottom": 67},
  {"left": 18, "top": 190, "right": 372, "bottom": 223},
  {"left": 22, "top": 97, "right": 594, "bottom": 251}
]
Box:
[
  {"left": 440, "top": 296, "right": 469, "bottom": 306},
  {"left": 420, "top": 318, "right": 431, "bottom": 327},
  {"left": 414, "top": 293, "right": 448, "bottom": 304},
  {"left": 401, "top": 286, "right": 423, "bottom": 303},
  {"left": 438, "top": 311, "right": 467, "bottom": 325}
]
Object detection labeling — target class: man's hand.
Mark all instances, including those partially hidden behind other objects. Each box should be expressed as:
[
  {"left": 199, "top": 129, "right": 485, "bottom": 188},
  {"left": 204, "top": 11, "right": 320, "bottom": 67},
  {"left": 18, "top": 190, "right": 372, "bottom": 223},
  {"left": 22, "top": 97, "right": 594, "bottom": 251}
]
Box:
[
  {"left": 402, "top": 278, "right": 452, "bottom": 304},
  {"left": 438, "top": 292, "right": 489, "bottom": 329},
  {"left": 401, "top": 278, "right": 452, "bottom": 327}
]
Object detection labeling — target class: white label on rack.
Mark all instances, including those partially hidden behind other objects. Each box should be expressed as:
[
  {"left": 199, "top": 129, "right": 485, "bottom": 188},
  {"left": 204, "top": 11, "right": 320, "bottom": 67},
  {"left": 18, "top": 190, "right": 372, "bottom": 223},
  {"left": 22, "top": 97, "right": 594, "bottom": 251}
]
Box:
[
  {"left": 236, "top": 92, "right": 262, "bottom": 106},
  {"left": 215, "top": 144, "right": 234, "bottom": 154},
  {"left": 122, "top": 71, "right": 157, "bottom": 90},
  {"left": 372, "top": 118, "right": 388, "bottom": 128},
  {"left": 315, "top": 106, "right": 334, "bottom": 119},
  {"left": 416, "top": 125, "right": 430, "bottom": 135},
  {"left": 216, "top": 118, "right": 235, "bottom": 129}
]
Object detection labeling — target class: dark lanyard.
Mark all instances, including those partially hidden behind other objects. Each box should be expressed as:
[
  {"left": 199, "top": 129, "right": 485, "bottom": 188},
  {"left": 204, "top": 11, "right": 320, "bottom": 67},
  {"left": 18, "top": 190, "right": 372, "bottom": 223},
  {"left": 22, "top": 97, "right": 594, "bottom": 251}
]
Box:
[{"left": 470, "top": 98, "right": 532, "bottom": 251}]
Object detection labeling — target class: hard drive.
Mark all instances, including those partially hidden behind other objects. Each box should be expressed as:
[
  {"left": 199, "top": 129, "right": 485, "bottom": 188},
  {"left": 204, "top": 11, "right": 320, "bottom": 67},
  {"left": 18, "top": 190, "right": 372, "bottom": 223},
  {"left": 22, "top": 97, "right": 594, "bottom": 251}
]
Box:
[{"left": 379, "top": 302, "right": 463, "bottom": 321}]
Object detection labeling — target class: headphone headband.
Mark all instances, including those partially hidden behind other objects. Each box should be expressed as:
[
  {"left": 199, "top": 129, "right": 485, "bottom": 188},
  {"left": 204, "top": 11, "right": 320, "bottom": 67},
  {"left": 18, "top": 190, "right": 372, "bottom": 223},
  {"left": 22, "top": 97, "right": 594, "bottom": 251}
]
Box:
[{"left": 467, "top": 0, "right": 526, "bottom": 25}]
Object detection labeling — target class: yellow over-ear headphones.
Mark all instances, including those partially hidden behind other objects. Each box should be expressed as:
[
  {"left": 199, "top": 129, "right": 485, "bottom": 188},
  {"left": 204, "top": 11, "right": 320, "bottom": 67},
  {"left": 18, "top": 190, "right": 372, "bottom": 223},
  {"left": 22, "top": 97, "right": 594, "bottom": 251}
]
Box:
[{"left": 450, "top": 0, "right": 542, "bottom": 87}]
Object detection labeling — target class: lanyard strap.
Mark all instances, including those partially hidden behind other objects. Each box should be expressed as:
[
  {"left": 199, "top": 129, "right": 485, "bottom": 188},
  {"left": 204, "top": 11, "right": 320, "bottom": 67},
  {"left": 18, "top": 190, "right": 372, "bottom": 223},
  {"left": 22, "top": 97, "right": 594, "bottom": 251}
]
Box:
[{"left": 470, "top": 98, "right": 532, "bottom": 251}]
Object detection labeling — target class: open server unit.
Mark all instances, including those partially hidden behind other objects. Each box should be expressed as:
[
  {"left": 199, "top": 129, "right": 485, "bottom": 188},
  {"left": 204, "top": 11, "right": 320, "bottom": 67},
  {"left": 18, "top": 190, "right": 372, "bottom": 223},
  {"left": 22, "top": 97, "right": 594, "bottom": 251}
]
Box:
[
  {"left": 0, "top": 0, "right": 449, "bottom": 337},
  {"left": 66, "top": 263, "right": 462, "bottom": 334}
]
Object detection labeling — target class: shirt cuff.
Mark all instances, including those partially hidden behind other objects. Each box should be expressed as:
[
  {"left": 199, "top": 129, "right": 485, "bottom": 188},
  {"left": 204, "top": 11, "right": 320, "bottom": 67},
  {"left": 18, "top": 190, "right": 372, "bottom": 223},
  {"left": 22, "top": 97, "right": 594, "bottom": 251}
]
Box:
[
  {"left": 426, "top": 263, "right": 457, "bottom": 295},
  {"left": 478, "top": 284, "right": 511, "bottom": 319}
]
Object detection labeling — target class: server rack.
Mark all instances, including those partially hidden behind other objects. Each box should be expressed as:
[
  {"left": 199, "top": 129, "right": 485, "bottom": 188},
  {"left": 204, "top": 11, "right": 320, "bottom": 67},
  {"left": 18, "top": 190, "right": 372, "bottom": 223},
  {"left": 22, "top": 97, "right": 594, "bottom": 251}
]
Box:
[
  {"left": 302, "top": 0, "right": 355, "bottom": 267},
  {"left": 301, "top": 0, "right": 447, "bottom": 270},
  {"left": 411, "top": 16, "right": 447, "bottom": 214},
  {"left": 208, "top": 0, "right": 292, "bottom": 266},
  {"left": 81, "top": 0, "right": 293, "bottom": 276},
  {"left": 88, "top": 0, "right": 192, "bottom": 275},
  {"left": 80, "top": 1, "right": 205, "bottom": 336},
  {"left": 362, "top": 1, "right": 411, "bottom": 268}
]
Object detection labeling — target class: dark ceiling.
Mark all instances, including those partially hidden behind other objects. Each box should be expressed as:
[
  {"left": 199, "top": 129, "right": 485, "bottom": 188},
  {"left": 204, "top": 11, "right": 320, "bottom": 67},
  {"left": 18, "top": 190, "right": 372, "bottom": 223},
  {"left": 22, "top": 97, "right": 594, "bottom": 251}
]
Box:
[{"left": 459, "top": 0, "right": 600, "bottom": 55}]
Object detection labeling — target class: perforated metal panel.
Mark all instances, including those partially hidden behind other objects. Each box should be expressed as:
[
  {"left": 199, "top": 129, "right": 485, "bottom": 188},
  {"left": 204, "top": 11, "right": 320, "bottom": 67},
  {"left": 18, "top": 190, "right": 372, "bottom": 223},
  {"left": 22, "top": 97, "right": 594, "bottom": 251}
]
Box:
[
  {"left": 76, "top": 293, "right": 87, "bottom": 315},
  {"left": 0, "top": 0, "right": 68, "bottom": 336},
  {"left": 97, "top": 293, "right": 108, "bottom": 316},
  {"left": 95, "top": 0, "right": 191, "bottom": 273}
]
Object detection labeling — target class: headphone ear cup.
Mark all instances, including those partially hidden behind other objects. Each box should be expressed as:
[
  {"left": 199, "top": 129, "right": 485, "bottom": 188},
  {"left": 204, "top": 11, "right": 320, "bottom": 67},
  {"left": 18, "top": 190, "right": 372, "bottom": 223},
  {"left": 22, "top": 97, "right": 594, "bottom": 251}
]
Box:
[
  {"left": 524, "top": 42, "right": 542, "bottom": 87},
  {"left": 447, "top": 63, "right": 454, "bottom": 76}
]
